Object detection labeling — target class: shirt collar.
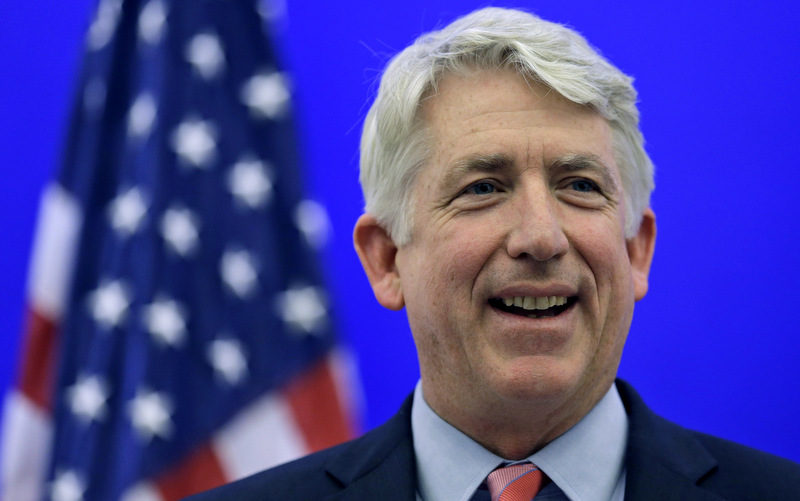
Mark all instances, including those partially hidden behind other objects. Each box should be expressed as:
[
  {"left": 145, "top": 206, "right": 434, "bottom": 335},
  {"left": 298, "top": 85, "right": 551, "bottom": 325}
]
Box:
[{"left": 411, "top": 381, "right": 628, "bottom": 501}]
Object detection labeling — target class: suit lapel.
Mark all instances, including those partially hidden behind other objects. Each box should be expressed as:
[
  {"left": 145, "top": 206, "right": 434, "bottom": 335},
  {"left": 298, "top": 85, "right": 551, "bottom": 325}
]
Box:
[
  {"left": 618, "top": 380, "right": 725, "bottom": 501},
  {"left": 322, "top": 395, "right": 417, "bottom": 501},
  {"left": 321, "top": 445, "right": 417, "bottom": 501}
]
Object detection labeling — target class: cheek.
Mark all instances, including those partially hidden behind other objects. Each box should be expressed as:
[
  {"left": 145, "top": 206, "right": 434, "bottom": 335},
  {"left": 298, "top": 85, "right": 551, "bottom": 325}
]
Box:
[
  {"left": 437, "top": 237, "right": 493, "bottom": 289},
  {"left": 444, "top": 221, "right": 502, "bottom": 260},
  {"left": 575, "top": 220, "right": 630, "bottom": 281},
  {"left": 580, "top": 226, "right": 636, "bottom": 349},
  {"left": 408, "top": 235, "right": 490, "bottom": 335}
]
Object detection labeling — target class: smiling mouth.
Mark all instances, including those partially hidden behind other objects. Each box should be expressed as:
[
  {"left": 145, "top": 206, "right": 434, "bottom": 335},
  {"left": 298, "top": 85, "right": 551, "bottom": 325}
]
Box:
[{"left": 489, "top": 296, "right": 577, "bottom": 318}]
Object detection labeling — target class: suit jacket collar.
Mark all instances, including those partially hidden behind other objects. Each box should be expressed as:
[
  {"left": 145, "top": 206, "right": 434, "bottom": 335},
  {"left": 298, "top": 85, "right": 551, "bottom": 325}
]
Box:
[
  {"left": 318, "top": 381, "right": 726, "bottom": 501},
  {"left": 617, "top": 380, "right": 724, "bottom": 500},
  {"left": 322, "top": 394, "right": 417, "bottom": 501}
]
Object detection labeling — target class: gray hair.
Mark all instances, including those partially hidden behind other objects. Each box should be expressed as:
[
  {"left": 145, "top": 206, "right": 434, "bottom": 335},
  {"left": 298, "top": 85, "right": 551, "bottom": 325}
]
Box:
[{"left": 359, "top": 7, "right": 655, "bottom": 244}]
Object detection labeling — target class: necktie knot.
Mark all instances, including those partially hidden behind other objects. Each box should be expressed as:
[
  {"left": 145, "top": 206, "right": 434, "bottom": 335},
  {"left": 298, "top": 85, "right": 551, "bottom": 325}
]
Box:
[{"left": 486, "top": 463, "right": 543, "bottom": 501}]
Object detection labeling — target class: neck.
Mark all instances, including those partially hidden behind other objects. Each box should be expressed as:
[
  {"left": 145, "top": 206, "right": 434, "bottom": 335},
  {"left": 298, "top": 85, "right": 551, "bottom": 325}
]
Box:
[{"left": 421, "top": 379, "right": 613, "bottom": 459}]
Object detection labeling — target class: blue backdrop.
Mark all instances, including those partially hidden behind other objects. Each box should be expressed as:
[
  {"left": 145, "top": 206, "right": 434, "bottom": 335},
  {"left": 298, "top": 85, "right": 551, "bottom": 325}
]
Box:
[{"left": 2, "top": 1, "right": 798, "bottom": 463}]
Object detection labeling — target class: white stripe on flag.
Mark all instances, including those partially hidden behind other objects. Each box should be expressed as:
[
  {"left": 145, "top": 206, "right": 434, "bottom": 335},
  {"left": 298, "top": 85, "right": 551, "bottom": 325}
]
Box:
[
  {"left": 212, "top": 392, "right": 307, "bottom": 480},
  {"left": 27, "top": 183, "right": 82, "bottom": 319},
  {"left": 1, "top": 391, "right": 53, "bottom": 501}
]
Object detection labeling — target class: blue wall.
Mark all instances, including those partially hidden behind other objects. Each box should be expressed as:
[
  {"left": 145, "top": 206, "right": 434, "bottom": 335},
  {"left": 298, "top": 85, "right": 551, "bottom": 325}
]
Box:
[{"left": 2, "top": 1, "right": 798, "bottom": 463}]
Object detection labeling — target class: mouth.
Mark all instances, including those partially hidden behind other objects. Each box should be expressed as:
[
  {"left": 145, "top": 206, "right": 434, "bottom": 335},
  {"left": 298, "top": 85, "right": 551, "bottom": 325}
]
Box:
[{"left": 489, "top": 295, "right": 577, "bottom": 319}]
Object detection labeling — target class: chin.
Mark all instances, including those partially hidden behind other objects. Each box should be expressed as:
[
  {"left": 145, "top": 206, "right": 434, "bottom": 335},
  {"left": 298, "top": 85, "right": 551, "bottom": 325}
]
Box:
[{"left": 488, "top": 357, "right": 585, "bottom": 404}]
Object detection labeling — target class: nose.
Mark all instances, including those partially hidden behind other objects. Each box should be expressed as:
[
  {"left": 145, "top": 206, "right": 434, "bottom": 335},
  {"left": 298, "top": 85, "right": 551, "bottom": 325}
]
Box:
[{"left": 505, "top": 188, "right": 569, "bottom": 261}]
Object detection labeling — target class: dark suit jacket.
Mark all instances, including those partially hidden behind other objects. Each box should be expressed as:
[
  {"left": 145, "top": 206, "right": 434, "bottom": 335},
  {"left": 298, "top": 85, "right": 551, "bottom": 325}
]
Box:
[{"left": 185, "top": 380, "right": 800, "bottom": 500}]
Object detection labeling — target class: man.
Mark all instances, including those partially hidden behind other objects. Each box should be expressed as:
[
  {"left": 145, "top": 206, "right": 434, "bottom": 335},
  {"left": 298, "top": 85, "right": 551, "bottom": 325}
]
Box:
[{"left": 188, "top": 7, "right": 800, "bottom": 500}]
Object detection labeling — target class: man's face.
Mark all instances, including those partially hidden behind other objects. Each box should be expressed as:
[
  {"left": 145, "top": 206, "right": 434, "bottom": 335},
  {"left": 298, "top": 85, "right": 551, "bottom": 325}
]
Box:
[{"left": 356, "top": 68, "right": 655, "bottom": 434}]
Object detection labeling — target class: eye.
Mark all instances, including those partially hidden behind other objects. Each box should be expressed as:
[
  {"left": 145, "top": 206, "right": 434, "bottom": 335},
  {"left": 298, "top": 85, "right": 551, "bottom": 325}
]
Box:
[
  {"left": 463, "top": 181, "right": 497, "bottom": 195},
  {"left": 559, "top": 176, "right": 609, "bottom": 209},
  {"left": 569, "top": 179, "right": 599, "bottom": 193}
]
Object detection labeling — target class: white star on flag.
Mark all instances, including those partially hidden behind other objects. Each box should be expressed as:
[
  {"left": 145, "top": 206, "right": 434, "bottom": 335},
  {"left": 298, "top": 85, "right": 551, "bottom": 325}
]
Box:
[
  {"left": 50, "top": 470, "right": 86, "bottom": 501},
  {"left": 257, "top": 0, "right": 287, "bottom": 22},
  {"left": 207, "top": 338, "right": 248, "bottom": 385},
  {"left": 121, "top": 483, "right": 161, "bottom": 501},
  {"left": 160, "top": 206, "right": 200, "bottom": 256},
  {"left": 220, "top": 249, "right": 259, "bottom": 298},
  {"left": 240, "top": 71, "right": 290, "bottom": 119},
  {"left": 294, "top": 199, "right": 331, "bottom": 249},
  {"left": 276, "top": 285, "right": 328, "bottom": 334},
  {"left": 138, "top": 0, "right": 167, "bottom": 45},
  {"left": 127, "top": 92, "right": 157, "bottom": 138},
  {"left": 128, "top": 388, "right": 174, "bottom": 441},
  {"left": 87, "top": 0, "right": 122, "bottom": 50},
  {"left": 171, "top": 117, "right": 217, "bottom": 168},
  {"left": 185, "top": 32, "right": 225, "bottom": 79},
  {"left": 227, "top": 156, "right": 273, "bottom": 208},
  {"left": 108, "top": 186, "right": 148, "bottom": 236},
  {"left": 142, "top": 296, "right": 187, "bottom": 347},
  {"left": 87, "top": 279, "right": 132, "bottom": 329},
  {"left": 66, "top": 374, "right": 110, "bottom": 424}
]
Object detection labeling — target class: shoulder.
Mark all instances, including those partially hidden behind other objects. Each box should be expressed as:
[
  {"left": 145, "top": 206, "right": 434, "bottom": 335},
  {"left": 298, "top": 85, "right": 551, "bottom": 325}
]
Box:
[
  {"left": 691, "top": 429, "right": 800, "bottom": 498},
  {"left": 183, "top": 394, "right": 416, "bottom": 501},
  {"left": 617, "top": 379, "right": 800, "bottom": 500}
]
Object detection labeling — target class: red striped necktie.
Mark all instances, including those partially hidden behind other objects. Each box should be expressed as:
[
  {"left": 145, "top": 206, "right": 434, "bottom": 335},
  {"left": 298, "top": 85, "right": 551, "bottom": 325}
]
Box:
[{"left": 486, "top": 463, "right": 544, "bottom": 501}]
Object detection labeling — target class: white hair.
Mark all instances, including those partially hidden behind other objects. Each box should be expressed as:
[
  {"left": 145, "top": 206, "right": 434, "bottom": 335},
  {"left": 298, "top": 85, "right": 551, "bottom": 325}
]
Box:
[{"left": 359, "top": 7, "right": 655, "bottom": 244}]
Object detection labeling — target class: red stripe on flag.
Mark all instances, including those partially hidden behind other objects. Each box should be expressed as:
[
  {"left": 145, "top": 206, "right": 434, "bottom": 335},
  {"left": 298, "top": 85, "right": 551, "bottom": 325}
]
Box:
[
  {"left": 17, "top": 308, "right": 58, "bottom": 411},
  {"left": 155, "top": 443, "right": 228, "bottom": 501},
  {"left": 283, "top": 356, "right": 353, "bottom": 453}
]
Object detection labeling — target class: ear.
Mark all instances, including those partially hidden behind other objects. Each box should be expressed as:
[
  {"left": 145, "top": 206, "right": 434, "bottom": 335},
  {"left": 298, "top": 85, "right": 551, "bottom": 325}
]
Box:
[
  {"left": 353, "top": 214, "right": 405, "bottom": 310},
  {"left": 627, "top": 208, "right": 657, "bottom": 301}
]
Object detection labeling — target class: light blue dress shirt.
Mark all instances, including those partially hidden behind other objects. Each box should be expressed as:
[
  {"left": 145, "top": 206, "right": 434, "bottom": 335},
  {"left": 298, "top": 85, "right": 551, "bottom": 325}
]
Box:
[{"left": 411, "top": 382, "right": 628, "bottom": 501}]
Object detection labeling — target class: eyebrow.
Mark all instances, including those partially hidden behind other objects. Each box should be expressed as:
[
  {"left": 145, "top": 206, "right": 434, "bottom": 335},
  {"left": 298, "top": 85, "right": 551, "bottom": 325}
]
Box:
[
  {"left": 442, "top": 153, "right": 514, "bottom": 187},
  {"left": 551, "top": 153, "right": 620, "bottom": 193},
  {"left": 443, "top": 152, "right": 619, "bottom": 192}
]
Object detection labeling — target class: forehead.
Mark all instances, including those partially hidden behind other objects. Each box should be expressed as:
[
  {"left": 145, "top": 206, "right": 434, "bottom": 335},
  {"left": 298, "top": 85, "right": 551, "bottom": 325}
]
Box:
[{"left": 419, "top": 68, "right": 616, "bottom": 179}]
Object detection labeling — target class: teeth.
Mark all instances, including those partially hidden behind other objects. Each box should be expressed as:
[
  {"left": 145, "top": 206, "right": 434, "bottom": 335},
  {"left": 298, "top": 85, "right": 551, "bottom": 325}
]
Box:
[{"left": 501, "top": 296, "right": 569, "bottom": 311}]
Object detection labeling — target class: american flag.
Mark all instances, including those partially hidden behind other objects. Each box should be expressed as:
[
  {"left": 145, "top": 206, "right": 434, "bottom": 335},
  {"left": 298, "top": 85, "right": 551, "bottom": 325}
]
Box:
[{"left": 1, "top": 0, "right": 359, "bottom": 500}]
